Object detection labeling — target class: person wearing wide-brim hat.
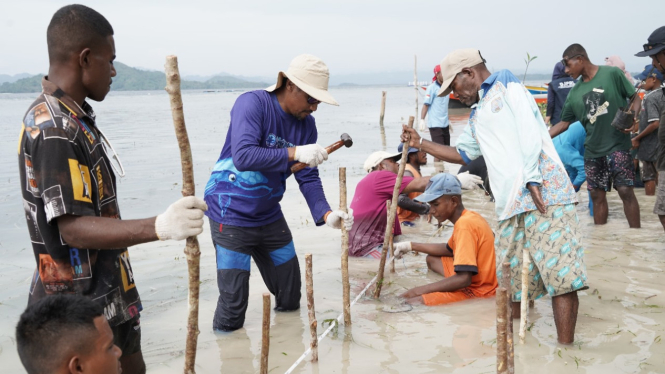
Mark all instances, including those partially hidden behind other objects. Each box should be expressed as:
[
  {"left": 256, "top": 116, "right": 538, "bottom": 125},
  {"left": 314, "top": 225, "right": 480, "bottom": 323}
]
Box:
[
  {"left": 203, "top": 54, "right": 353, "bottom": 332},
  {"left": 636, "top": 26, "right": 665, "bottom": 231}
]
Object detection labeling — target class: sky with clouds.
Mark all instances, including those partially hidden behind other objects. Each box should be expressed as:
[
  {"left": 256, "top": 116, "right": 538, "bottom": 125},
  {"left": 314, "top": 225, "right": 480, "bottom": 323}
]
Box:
[{"left": 1, "top": 0, "right": 662, "bottom": 78}]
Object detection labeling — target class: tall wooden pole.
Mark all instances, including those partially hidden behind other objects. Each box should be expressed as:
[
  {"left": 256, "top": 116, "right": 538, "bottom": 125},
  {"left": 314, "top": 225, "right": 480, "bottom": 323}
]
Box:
[
  {"left": 414, "top": 55, "right": 419, "bottom": 121},
  {"left": 305, "top": 254, "right": 318, "bottom": 362},
  {"left": 261, "top": 293, "right": 271, "bottom": 374},
  {"left": 379, "top": 91, "right": 387, "bottom": 151},
  {"left": 164, "top": 55, "right": 201, "bottom": 374},
  {"left": 501, "top": 263, "right": 515, "bottom": 373},
  {"left": 373, "top": 116, "right": 415, "bottom": 298},
  {"left": 388, "top": 201, "right": 395, "bottom": 273},
  {"left": 519, "top": 249, "right": 530, "bottom": 344},
  {"left": 496, "top": 287, "right": 509, "bottom": 374},
  {"left": 339, "top": 168, "right": 351, "bottom": 325}
]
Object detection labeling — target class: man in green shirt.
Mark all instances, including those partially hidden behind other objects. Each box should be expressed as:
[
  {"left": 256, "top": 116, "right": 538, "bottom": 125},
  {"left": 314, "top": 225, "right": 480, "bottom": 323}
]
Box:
[{"left": 550, "top": 44, "right": 641, "bottom": 228}]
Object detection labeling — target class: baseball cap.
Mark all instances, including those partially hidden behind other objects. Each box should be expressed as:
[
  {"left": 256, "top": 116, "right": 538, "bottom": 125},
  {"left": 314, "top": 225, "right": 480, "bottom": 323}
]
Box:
[
  {"left": 437, "top": 49, "right": 486, "bottom": 97},
  {"left": 637, "top": 64, "right": 664, "bottom": 82},
  {"left": 397, "top": 143, "right": 419, "bottom": 155},
  {"left": 363, "top": 151, "right": 402, "bottom": 173},
  {"left": 635, "top": 26, "right": 665, "bottom": 57},
  {"left": 414, "top": 173, "right": 462, "bottom": 203},
  {"left": 432, "top": 64, "right": 441, "bottom": 82}
]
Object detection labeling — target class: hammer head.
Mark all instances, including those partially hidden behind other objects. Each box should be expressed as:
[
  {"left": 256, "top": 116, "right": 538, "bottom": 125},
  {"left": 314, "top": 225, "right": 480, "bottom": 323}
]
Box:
[{"left": 340, "top": 133, "right": 353, "bottom": 148}]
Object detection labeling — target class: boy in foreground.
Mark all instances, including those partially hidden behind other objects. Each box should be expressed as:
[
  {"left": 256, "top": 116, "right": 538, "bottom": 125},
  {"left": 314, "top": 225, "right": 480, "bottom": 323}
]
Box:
[{"left": 396, "top": 173, "right": 497, "bottom": 305}]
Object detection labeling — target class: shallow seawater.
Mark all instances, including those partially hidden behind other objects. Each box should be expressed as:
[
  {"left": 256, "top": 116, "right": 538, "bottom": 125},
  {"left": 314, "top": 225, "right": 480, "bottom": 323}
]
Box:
[{"left": 1, "top": 86, "right": 664, "bottom": 373}]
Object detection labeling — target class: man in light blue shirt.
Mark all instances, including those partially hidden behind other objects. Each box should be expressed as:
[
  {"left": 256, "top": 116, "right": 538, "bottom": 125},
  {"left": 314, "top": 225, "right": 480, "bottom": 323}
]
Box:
[
  {"left": 402, "top": 49, "right": 587, "bottom": 345},
  {"left": 420, "top": 65, "right": 451, "bottom": 146}
]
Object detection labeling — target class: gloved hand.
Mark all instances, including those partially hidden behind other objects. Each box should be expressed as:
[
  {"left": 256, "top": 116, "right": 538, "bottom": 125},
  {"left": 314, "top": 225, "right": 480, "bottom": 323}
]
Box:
[
  {"left": 419, "top": 118, "right": 427, "bottom": 132},
  {"left": 326, "top": 209, "right": 354, "bottom": 231},
  {"left": 457, "top": 171, "right": 483, "bottom": 190},
  {"left": 393, "top": 241, "right": 412, "bottom": 259},
  {"left": 155, "top": 196, "right": 208, "bottom": 241},
  {"left": 294, "top": 144, "right": 328, "bottom": 167}
]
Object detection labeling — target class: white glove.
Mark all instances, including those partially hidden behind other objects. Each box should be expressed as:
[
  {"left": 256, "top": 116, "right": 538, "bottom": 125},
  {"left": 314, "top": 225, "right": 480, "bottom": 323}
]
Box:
[
  {"left": 457, "top": 171, "right": 483, "bottom": 190},
  {"left": 155, "top": 196, "right": 208, "bottom": 241},
  {"left": 419, "top": 119, "right": 427, "bottom": 132},
  {"left": 294, "top": 144, "right": 328, "bottom": 167},
  {"left": 393, "top": 241, "right": 412, "bottom": 259},
  {"left": 326, "top": 209, "right": 354, "bottom": 231}
]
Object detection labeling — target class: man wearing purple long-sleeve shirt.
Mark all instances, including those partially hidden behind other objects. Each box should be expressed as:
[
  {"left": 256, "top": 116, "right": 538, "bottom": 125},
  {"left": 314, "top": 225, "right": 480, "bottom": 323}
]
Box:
[{"left": 204, "top": 54, "right": 353, "bottom": 331}]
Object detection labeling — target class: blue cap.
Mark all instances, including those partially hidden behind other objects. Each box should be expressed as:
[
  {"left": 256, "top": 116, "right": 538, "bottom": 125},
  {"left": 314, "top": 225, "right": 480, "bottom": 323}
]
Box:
[
  {"left": 638, "top": 64, "right": 664, "bottom": 82},
  {"left": 414, "top": 173, "right": 462, "bottom": 203},
  {"left": 397, "top": 143, "right": 419, "bottom": 154}
]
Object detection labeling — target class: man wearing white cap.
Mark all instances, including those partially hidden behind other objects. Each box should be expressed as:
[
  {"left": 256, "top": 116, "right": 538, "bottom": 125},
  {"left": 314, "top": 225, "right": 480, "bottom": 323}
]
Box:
[
  {"left": 203, "top": 54, "right": 353, "bottom": 331},
  {"left": 348, "top": 151, "right": 480, "bottom": 258},
  {"left": 402, "top": 49, "right": 587, "bottom": 345}
]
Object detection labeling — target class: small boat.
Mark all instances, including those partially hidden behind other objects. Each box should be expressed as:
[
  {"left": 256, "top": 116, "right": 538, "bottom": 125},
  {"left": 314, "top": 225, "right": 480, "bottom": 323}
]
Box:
[{"left": 448, "top": 84, "right": 548, "bottom": 108}]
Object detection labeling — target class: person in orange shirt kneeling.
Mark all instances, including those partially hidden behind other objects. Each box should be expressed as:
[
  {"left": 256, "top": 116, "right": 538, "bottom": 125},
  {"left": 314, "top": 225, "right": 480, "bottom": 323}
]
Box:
[{"left": 397, "top": 173, "right": 498, "bottom": 305}]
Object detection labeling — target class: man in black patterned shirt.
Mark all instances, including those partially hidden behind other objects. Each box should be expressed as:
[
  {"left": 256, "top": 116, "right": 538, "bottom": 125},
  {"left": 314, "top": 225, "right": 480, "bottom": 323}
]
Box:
[{"left": 18, "top": 5, "right": 207, "bottom": 373}]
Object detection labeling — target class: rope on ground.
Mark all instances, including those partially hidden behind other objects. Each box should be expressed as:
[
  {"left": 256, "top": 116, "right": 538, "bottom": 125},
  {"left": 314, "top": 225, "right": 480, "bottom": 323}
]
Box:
[{"left": 283, "top": 256, "right": 397, "bottom": 374}]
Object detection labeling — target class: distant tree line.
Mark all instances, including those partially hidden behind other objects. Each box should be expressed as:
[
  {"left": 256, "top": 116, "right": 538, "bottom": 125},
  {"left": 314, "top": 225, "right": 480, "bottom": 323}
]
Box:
[{"left": 0, "top": 62, "right": 267, "bottom": 93}]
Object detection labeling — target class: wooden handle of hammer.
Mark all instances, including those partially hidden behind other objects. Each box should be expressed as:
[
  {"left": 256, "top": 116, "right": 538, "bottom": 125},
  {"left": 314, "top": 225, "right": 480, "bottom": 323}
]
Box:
[{"left": 290, "top": 140, "right": 345, "bottom": 173}]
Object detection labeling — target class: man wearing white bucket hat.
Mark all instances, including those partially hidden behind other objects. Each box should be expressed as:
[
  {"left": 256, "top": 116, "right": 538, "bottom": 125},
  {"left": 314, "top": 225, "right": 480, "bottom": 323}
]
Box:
[{"left": 203, "top": 54, "right": 353, "bottom": 331}]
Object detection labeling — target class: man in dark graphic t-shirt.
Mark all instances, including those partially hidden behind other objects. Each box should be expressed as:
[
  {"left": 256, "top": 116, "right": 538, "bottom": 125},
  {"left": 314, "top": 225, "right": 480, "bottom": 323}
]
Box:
[{"left": 550, "top": 43, "right": 641, "bottom": 228}]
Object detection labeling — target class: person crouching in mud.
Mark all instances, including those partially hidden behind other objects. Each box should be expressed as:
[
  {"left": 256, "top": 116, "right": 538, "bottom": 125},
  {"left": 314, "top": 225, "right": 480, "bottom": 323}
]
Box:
[{"left": 396, "top": 173, "right": 498, "bottom": 306}]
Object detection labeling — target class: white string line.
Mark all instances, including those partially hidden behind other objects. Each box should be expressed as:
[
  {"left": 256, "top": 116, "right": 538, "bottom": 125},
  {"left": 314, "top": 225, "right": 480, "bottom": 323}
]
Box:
[{"left": 283, "top": 256, "right": 397, "bottom": 374}]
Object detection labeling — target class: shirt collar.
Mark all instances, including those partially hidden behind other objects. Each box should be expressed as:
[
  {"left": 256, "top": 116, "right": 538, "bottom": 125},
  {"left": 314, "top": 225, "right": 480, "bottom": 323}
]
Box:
[
  {"left": 478, "top": 72, "right": 500, "bottom": 101},
  {"left": 41, "top": 77, "right": 96, "bottom": 122}
]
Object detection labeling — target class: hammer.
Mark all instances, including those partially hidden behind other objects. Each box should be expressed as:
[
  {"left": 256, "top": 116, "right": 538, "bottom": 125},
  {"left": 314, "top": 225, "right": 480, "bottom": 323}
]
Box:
[{"left": 290, "top": 133, "right": 353, "bottom": 173}]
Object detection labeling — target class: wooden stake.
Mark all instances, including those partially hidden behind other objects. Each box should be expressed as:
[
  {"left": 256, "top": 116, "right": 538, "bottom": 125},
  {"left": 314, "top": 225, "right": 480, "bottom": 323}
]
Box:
[
  {"left": 388, "top": 201, "right": 395, "bottom": 273},
  {"left": 164, "top": 55, "right": 200, "bottom": 374},
  {"left": 501, "top": 262, "right": 514, "bottom": 374},
  {"left": 261, "top": 293, "right": 271, "bottom": 374},
  {"left": 373, "top": 116, "right": 415, "bottom": 298},
  {"left": 339, "top": 167, "right": 351, "bottom": 325},
  {"left": 519, "top": 249, "right": 530, "bottom": 344},
  {"left": 305, "top": 254, "right": 318, "bottom": 362},
  {"left": 414, "top": 55, "right": 419, "bottom": 121},
  {"left": 496, "top": 287, "right": 509, "bottom": 374},
  {"left": 379, "top": 91, "right": 387, "bottom": 151}
]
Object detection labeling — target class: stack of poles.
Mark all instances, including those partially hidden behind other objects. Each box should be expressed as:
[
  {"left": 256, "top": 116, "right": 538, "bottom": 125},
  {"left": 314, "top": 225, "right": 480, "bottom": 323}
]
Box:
[
  {"left": 261, "top": 293, "right": 271, "bottom": 374},
  {"left": 379, "top": 91, "right": 387, "bottom": 151},
  {"left": 374, "top": 116, "right": 415, "bottom": 298},
  {"left": 164, "top": 55, "right": 201, "bottom": 374},
  {"left": 497, "top": 262, "right": 515, "bottom": 374},
  {"left": 305, "top": 254, "right": 318, "bottom": 362},
  {"left": 339, "top": 168, "right": 352, "bottom": 325}
]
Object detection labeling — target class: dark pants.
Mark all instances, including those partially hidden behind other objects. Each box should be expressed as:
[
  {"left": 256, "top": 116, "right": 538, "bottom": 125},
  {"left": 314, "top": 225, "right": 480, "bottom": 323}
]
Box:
[
  {"left": 429, "top": 126, "right": 450, "bottom": 146},
  {"left": 210, "top": 217, "right": 301, "bottom": 331}
]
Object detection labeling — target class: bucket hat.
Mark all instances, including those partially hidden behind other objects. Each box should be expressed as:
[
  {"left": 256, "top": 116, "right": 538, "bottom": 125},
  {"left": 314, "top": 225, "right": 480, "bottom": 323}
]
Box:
[
  {"left": 635, "top": 26, "right": 665, "bottom": 57},
  {"left": 266, "top": 54, "right": 339, "bottom": 106}
]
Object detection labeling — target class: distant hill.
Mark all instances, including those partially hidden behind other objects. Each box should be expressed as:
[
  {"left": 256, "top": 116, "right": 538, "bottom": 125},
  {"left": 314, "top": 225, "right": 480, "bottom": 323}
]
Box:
[
  {"left": 0, "top": 62, "right": 269, "bottom": 93},
  {"left": 0, "top": 73, "right": 32, "bottom": 84}
]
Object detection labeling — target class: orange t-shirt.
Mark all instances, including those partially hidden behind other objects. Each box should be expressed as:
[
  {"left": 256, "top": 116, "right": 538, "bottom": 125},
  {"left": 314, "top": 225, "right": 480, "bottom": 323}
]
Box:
[
  {"left": 397, "top": 164, "right": 422, "bottom": 223},
  {"left": 446, "top": 209, "right": 497, "bottom": 297}
]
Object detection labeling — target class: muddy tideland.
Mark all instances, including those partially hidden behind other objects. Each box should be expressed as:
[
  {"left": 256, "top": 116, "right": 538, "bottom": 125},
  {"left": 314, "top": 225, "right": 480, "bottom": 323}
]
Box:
[{"left": 1, "top": 87, "right": 664, "bottom": 373}]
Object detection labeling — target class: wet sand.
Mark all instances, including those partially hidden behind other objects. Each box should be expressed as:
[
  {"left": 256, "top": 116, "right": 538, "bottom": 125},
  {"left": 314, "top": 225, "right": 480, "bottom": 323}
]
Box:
[{"left": 1, "top": 87, "right": 664, "bottom": 373}]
